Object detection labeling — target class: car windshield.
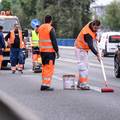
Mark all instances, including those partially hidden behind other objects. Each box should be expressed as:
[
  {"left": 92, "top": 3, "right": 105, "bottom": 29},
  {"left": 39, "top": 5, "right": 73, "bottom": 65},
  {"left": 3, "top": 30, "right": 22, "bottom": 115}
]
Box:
[
  {"left": 0, "top": 18, "right": 20, "bottom": 32},
  {"left": 109, "top": 35, "right": 120, "bottom": 43}
]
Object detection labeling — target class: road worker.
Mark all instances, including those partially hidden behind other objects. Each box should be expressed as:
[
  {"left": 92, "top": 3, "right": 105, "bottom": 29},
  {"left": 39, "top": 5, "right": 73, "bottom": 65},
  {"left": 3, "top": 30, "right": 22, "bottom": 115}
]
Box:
[
  {"left": 31, "top": 25, "right": 41, "bottom": 71},
  {"left": 74, "top": 19, "right": 101, "bottom": 90},
  {"left": 5, "top": 24, "right": 24, "bottom": 74},
  {"left": 38, "top": 15, "right": 59, "bottom": 91},
  {"left": 0, "top": 26, "right": 5, "bottom": 69}
]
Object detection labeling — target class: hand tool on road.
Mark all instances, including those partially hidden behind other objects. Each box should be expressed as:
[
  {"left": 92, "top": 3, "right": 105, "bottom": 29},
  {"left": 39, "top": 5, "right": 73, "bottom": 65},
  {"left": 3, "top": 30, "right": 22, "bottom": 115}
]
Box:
[{"left": 97, "top": 41, "right": 114, "bottom": 93}]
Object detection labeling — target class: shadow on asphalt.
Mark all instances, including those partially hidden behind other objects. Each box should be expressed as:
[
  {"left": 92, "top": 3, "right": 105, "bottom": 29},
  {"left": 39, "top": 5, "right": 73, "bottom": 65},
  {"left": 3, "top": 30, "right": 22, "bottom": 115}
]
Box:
[{"left": 1, "top": 67, "right": 11, "bottom": 70}]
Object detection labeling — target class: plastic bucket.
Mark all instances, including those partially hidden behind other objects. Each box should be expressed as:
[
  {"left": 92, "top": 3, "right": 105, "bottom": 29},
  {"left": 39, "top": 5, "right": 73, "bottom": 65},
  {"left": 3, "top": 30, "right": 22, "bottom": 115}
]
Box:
[{"left": 63, "top": 74, "right": 75, "bottom": 90}]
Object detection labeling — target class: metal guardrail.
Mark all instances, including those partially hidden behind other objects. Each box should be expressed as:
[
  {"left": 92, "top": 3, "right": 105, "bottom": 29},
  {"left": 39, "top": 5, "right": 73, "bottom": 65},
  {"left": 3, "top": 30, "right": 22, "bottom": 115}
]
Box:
[{"left": 0, "top": 90, "right": 40, "bottom": 120}]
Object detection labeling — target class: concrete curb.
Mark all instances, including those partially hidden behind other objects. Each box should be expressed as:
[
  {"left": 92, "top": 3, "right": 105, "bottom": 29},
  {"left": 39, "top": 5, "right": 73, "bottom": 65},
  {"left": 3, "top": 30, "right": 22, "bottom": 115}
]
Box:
[{"left": 0, "top": 90, "right": 40, "bottom": 120}]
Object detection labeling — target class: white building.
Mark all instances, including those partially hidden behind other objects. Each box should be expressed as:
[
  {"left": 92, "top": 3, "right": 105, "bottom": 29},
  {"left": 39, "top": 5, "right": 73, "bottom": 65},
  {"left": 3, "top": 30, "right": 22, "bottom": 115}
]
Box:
[{"left": 91, "top": 0, "right": 114, "bottom": 18}]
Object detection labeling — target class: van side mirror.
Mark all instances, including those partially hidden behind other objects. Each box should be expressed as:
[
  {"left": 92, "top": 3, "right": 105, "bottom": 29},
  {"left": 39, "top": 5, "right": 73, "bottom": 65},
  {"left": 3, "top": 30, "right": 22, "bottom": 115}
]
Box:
[{"left": 23, "top": 29, "right": 28, "bottom": 37}]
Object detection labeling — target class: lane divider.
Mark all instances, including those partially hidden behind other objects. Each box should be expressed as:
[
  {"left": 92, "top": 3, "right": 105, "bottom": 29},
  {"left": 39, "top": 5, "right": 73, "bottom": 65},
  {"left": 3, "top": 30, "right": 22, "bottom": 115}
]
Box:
[{"left": 57, "top": 58, "right": 113, "bottom": 69}]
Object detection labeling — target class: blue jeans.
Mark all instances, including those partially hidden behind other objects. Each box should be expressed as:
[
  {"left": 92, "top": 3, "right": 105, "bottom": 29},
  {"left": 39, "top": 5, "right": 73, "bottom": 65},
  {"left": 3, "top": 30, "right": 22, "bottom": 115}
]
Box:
[{"left": 10, "top": 48, "right": 24, "bottom": 67}]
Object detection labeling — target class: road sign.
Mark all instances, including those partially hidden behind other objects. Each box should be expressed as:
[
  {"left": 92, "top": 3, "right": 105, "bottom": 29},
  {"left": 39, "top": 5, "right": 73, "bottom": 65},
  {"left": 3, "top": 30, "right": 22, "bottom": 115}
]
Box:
[{"left": 31, "top": 19, "right": 40, "bottom": 29}]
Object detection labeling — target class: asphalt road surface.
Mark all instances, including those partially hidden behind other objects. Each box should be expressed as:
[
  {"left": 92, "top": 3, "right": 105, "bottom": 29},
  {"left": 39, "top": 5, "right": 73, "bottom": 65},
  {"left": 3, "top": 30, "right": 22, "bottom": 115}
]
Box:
[{"left": 0, "top": 47, "right": 120, "bottom": 120}]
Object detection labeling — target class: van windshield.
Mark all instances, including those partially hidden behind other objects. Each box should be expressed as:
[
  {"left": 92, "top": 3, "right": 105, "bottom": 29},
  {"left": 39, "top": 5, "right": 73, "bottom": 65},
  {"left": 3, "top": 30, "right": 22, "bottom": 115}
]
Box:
[
  {"left": 0, "top": 18, "right": 20, "bottom": 32},
  {"left": 109, "top": 35, "right": 120, "bottom": 43}
]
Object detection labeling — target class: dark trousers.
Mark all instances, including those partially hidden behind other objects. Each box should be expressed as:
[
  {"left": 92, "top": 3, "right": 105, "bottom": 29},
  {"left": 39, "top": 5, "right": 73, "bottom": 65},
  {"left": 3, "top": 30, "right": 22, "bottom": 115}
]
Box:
[
  {"left": 10, "top": 48, "right": 24, "bottom": 66},
  {"left": 41, "top": 52, "right": 56, "bottom": 65}
]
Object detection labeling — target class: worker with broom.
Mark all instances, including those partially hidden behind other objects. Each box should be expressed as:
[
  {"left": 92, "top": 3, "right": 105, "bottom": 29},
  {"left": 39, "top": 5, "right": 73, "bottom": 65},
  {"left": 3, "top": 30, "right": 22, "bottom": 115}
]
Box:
[{"left": 74, "top": 19, "right": 101, "bottom": 90}]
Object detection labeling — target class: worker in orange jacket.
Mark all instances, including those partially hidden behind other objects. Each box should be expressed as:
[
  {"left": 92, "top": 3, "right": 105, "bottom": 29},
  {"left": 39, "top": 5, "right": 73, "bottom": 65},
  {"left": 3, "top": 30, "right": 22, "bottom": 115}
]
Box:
[
  {"left": 38, "top": 15, "right": 59, "bottom": 91},
  {"left": 74, "top": 20, "right": 101, "bottom": 90},
  {"left": 5, "top": 24, "right": 24, "bottom": 73}
]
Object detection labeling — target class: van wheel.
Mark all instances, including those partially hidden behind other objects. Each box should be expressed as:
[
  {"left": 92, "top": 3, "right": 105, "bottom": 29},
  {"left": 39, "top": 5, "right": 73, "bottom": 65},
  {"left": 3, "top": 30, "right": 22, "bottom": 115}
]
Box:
[{"left": 114, "top": 56, "right": 120, "bottom": 78}]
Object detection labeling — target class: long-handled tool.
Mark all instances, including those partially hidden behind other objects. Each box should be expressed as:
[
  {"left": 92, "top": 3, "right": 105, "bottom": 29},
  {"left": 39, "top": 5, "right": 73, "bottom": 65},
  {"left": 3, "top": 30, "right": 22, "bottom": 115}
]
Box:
[{"left": 97, "top": 42, "right": 114, "bottom": 93}]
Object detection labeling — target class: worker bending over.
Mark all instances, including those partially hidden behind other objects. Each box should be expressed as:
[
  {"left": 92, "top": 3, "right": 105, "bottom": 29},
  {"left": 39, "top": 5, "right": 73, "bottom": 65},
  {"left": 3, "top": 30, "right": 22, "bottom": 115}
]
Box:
[{"left": 74, "top": 20, "right": 101, "bottom": 90}]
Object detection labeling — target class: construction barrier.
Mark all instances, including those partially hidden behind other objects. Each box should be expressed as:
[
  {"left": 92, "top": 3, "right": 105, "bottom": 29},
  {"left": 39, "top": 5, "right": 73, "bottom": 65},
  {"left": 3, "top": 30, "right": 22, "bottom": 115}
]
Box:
[{"left": 57, "top": 38, "right": 75, "bottom": 46}]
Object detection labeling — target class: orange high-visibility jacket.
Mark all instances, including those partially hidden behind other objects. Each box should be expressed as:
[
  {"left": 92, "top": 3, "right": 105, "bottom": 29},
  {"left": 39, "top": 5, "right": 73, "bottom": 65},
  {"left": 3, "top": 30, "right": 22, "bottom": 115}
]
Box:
[
  {"left": 75, "top": 23, "right": 96, "bottom": 51},
  {"left": 38, "top": 23, "right": 55, "bottom": 52},
  {"left": 9, "top": 30, "right": 24, "bottom": 48}
]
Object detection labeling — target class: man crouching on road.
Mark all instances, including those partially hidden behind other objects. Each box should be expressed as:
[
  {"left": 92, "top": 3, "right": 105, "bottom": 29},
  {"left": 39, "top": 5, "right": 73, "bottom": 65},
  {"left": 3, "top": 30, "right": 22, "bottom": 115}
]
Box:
[{"left": 38, "top": 15, "right": 59, "bottom": 91}]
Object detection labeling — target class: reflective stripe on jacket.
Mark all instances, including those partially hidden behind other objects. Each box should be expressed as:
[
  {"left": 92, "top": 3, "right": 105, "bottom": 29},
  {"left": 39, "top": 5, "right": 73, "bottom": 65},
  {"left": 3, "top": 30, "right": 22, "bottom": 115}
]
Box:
[
  {"left": 75, "top": 23, "right": 96, "bottom": 51},
  {"left": 31, "top": 30, "right": 39, "bottom": 47},
  {"left": 38, "top": 23, "right": 55, "bottom": 52},
  {"left": 9, "top": 30, "right": 24, "bottom": 48}
]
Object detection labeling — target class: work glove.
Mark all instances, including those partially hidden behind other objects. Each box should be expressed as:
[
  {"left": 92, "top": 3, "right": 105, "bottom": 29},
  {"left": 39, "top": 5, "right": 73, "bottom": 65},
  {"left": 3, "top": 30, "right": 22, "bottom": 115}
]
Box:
[{"left": 56, "top": 52, "right": 60, "bottom": 59}]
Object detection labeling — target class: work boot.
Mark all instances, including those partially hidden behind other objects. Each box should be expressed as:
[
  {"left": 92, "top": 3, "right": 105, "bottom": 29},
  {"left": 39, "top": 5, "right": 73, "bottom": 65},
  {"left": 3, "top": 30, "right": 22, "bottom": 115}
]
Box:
[
  {"left": 77, "top": 83, "right": 90, "bottom": 90},
  {"left": 12, "top": 70, "right": 16, "bottom": 74},
  {"left": 40, "top": 85, "right": 54, "bottom": 91}
]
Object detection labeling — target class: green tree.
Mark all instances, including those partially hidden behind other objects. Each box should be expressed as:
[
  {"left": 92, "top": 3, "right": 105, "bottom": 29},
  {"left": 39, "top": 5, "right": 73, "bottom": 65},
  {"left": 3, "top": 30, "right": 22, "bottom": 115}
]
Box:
[
  {"left": 0, "top": 0, "right": 11, "bottom": 10},
  {"left": 103, "top": 0, "right": 120, "bottom": 31},
  {"left": 2, "top": 0, "right": 94, "bottom": 37},
  {"left": 18, "top": 0, "right": 38, "bottom": 28},
  {"left": 9, "top": 0, "right": 38, "bottom": 28},
  {"left": 10, "top": 0, "right": 25, "bottom": 28},
  {"left": 35, "top": 0, "right": 93, "bottom": 38}
]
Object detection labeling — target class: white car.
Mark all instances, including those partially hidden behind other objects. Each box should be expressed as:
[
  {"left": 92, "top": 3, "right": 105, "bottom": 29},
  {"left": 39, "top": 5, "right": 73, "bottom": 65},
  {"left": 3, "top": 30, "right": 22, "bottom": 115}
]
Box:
[{"left": 99, "top": 32, "right": 120, "bottom": 56}]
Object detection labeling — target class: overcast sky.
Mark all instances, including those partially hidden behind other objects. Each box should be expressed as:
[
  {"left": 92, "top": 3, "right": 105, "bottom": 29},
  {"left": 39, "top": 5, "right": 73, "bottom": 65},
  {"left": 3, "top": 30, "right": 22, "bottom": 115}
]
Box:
[{"left": 92, "top": 0, "right": 114, "bottom": 6}]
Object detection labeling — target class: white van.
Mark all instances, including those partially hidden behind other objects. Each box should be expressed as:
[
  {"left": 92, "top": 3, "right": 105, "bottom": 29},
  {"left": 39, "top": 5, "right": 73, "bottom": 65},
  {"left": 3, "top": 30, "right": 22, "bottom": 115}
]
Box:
[{"left": 99, "top": 32, "right": 120, "bottom": 56}]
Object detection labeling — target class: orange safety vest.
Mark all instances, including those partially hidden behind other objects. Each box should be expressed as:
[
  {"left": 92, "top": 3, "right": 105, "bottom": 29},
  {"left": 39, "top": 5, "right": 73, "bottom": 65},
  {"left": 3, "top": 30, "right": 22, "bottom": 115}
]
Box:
[
  {"left": 9, "top": 30, "right": 24, "bottom": 48},
  {"left": 75, "top": 23, "right": 96, "bottom": 51},
  {"left": 38, "top": 23, "right": 55, "bottom": 52}
]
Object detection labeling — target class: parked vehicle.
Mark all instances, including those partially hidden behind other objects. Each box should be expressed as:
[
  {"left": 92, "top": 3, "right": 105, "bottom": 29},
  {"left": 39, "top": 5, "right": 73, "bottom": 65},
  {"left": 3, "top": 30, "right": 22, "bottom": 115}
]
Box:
[
  {"left": 99, "top": 32, "right": 120, "bottom": 57},
  {"left": 114, "top": 45, "right": 120, "bottom": 78}
]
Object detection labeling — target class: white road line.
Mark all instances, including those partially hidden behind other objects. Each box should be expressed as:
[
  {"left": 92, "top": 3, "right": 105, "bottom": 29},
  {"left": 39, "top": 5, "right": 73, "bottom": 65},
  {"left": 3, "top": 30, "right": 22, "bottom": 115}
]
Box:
[
  {"left": 89, "top": 85, "right": 101, "bottom": 93},
  {"left": 53, "top": 75, "right": 62, "bottom": 81},
  {"left": 57, "top": 58, "right": 113, "bottom": 69}
]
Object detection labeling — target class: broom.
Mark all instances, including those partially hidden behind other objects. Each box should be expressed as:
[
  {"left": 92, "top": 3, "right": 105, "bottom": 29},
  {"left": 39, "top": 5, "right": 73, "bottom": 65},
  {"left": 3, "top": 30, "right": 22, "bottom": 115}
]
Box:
[{"left": 97, "top": 41, "right": 114, "bottom": 93}]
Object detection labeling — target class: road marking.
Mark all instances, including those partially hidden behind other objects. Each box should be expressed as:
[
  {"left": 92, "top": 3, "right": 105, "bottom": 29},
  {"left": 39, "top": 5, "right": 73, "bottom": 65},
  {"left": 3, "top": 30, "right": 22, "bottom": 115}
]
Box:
[
  {"left": 57, "top": 58, "right": 113, "bottom": 69},
  {"left": 89, "top": 85, "right": 101, "bottom": 93}
]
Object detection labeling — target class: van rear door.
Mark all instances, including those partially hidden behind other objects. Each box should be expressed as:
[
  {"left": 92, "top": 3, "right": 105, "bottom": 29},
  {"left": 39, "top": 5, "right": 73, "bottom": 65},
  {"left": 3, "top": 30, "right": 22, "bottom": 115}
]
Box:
[{"left": 108, "top": 35, "right": 120, "bottom": 53}]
